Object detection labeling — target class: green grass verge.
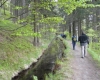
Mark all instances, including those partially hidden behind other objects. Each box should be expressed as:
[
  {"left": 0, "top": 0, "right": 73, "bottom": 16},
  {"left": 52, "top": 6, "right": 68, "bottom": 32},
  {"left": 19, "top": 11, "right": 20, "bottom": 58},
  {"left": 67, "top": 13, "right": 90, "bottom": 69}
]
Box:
[
  {"left": 88, "top": 48, "right": 100, "bottom": 66},
  {"left": 0, "top": 36, "right": 50, "bottom": 80}
]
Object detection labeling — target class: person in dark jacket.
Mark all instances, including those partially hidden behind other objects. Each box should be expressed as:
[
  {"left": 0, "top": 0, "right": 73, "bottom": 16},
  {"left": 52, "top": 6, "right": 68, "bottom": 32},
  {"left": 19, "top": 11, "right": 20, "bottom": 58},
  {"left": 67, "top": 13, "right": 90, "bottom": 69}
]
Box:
[
  {"left": 72, "top": 34, "right": 77, "bottom": 50},
  {"left": 61, "top": 34, "right": 66, "bottom": 39},
  {"left": 78, "top": 32, "right": 89, "bottom": 58}
]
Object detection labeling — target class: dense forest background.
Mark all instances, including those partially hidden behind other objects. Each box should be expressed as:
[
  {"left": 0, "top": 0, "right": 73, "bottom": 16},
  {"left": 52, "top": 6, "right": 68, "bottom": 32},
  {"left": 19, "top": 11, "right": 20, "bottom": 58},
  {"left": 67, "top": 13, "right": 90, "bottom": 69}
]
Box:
[{"left": 0, "top": 0, "right": 100, "bottom": 80}]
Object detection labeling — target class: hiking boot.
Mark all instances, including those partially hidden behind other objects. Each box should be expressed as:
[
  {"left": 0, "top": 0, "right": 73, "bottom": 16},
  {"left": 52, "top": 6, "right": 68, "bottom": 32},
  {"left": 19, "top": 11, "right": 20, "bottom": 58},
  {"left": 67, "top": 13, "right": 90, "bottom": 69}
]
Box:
[{"left": 81, "top": 57, "right": 84, "bottom": 58}]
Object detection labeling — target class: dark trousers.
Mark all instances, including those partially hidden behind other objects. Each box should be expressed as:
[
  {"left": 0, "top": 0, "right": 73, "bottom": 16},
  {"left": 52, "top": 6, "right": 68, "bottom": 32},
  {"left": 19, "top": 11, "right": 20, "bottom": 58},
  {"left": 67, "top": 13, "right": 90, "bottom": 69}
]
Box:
[{"left": 72, "top": 41, "right": 76, "bottom": 50}]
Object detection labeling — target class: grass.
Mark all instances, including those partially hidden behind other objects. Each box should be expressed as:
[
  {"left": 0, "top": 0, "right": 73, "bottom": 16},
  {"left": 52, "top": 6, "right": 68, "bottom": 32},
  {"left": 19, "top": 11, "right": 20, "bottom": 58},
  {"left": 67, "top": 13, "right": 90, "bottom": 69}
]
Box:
[
  {"left": 88, "top": 48, "right": 100, "bottom": 66},
  {"left": 0, "top": 35, "right": 50, "bottom": 80}
]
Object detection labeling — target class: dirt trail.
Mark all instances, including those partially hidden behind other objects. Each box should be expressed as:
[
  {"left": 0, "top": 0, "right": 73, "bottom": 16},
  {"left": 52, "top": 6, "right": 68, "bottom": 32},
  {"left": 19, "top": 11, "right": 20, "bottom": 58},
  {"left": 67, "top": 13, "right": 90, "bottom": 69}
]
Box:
[{"left": 67, "top": 41, "right": 100, "bottom": 80}]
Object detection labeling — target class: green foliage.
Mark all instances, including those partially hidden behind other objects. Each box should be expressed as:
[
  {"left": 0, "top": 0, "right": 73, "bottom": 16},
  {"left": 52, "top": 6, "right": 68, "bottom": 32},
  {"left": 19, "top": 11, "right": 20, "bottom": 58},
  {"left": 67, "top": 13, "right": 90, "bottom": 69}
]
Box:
[
  {"left": 0, "top": 38, "right": 33, "bottom": 79},
  {"left": 87, "top": 28, "right": 97, "bottom": 37},
  {"left": 33, "top": 75, "right": 38, "bottom": 80},
  {"left": 87, "top": 28, "right": 100, "bottom": 64},
  {"left": 0, "top": 36, "right": 48, "bottom": 80},
  {"left": 53, "top": 0, "right": 95, "bottom": 15},
  {"left": 0, "top": 37, "right": 34, "bottom": 58},
  {"left": 0, "top": 25, "right": 51, "bottom": 79},
  {"left": 45, "top": 73, "right": 63, "bottom": 80},
  {"left": 87, "top": 28, "right": 97, "bottom": 44},
  {"left": 63, "top": 39, "right": 70, "bottom": 58},
  {"left": 12, "top": 24, "right": 42, "bottom": 37},
  {"left": 14, "top": 6, "right": 22, "bottom": 10},
  {"left": 39, "top": 17, "right": 64, "bottom": 24},
  {"left": 90, "top": 42, "right": 100, "bottom": 55},
  {"left": 49, "top": 28, "right": 57, "bottom": 32},
  {"left": 0, "top": 8, "right": 11, "bottom": 19},
  {"left": 64, "top": 30, "right": 70, "bottom": 39},
  {"left": 88, "top": 48, "right": 100, "bottom": 63},
  {"left": 0, "top": 19, "right": 20, "bottom": 30}
]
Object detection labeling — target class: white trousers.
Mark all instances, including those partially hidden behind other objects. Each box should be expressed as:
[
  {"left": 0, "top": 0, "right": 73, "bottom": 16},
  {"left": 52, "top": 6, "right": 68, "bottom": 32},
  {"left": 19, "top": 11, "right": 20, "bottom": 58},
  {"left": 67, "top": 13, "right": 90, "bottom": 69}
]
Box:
[{"left": 81, "top": 43, "right": 88, "bottom": 57}]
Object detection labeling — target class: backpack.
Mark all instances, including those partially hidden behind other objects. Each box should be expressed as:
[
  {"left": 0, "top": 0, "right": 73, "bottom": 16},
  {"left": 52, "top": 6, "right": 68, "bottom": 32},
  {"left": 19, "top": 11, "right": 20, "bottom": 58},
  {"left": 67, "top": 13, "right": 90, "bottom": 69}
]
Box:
[{"left": 73, "top": 36, "right": 77, "bottom": 41}]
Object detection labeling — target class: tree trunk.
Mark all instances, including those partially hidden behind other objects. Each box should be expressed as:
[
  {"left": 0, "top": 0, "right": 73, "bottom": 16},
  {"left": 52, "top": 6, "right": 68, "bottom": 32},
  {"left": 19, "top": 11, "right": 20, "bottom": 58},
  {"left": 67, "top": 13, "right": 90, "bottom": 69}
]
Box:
[
  {"left": 72, "top": 21, "right": 76, "bottom": 35},
  {"left": 78, "top": 18, "right": 81, "bottom": 36},
  {"left": 33, "top": 0, "right": 40, "bottom": 46}
]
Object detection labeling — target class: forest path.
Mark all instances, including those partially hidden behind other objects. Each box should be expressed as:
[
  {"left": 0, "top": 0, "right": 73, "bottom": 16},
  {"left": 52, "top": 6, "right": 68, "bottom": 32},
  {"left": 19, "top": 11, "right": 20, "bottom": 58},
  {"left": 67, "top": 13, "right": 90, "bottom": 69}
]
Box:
[{"left": 65, "top": 41, "right": 100, "bottom": 80}]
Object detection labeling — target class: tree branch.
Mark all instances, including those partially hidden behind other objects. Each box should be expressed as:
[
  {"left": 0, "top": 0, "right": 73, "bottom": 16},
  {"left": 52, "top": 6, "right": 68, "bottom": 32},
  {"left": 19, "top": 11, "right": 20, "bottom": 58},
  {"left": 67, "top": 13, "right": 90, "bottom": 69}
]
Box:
[{"left": 0, "top": 0, "right": 8, "bottom": 7}]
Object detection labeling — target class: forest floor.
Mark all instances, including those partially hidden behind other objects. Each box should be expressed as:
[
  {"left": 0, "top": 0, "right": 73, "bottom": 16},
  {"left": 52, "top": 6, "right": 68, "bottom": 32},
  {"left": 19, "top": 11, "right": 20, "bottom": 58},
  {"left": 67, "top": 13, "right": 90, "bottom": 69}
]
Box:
[{"left": 64, "top": 41, "right": 100, "bottom": 80}]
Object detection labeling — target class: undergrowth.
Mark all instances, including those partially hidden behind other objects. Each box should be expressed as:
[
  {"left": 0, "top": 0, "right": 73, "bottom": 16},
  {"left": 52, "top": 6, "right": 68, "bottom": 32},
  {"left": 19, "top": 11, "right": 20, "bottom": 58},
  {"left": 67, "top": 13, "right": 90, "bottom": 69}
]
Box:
[
  {"left": 0, "top": 32, "right": 50, "bottom": 80},
  {"left": 88, "top": 48, "right": 100, "bottom": 66},
  {"left": 88, "top": 42, "right": 100, "bottom": 67}
]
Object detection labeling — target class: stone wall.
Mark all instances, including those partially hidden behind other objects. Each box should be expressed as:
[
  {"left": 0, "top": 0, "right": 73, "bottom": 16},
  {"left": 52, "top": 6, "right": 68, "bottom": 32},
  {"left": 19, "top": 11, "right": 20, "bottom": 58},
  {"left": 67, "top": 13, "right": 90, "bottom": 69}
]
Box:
[{"left": 12, "top": 36, "right": 67, "bottom": 80}]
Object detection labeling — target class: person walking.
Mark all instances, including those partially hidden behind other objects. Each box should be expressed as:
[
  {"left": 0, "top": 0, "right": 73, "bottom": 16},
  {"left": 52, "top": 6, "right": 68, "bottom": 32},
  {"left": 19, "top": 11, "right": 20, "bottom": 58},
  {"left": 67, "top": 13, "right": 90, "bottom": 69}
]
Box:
[
  {"left": 78, "top": 32, "right": 89, "bottom": 58},
  {"left": 72, "top": 34, "right": 77, "bottom": 50}
]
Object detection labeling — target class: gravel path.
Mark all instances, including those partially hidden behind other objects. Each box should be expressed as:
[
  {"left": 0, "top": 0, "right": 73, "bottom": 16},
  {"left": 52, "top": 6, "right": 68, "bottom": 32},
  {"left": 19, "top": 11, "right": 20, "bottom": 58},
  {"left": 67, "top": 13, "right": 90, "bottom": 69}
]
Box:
[{"left": 67, "top": 41, "right": 100, "bottom": 80}]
